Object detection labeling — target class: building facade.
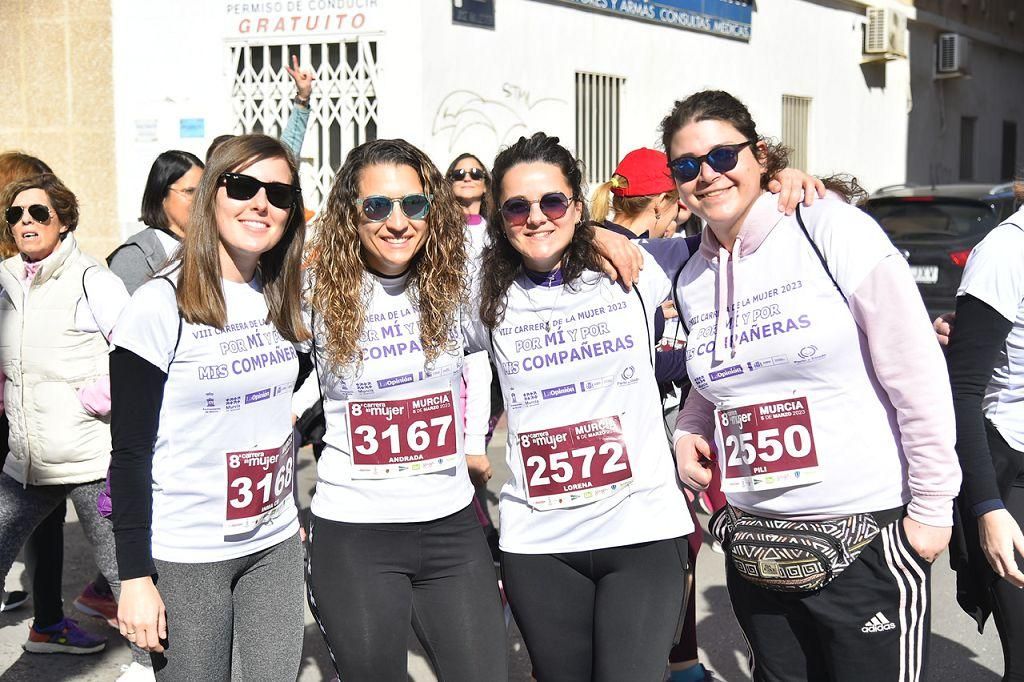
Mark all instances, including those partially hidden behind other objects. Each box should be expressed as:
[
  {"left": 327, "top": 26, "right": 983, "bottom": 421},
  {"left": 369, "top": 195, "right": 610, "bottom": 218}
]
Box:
[
  {"left": 906, "top": 0, "right": 1024, "bottom": 185},
  {"left": 4, "top": 0, "right": 927, "bottom": 253}
]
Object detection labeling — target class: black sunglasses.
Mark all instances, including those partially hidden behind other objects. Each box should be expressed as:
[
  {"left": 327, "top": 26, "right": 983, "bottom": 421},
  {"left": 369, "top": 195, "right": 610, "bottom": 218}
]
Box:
[
  {"left": 449, "top": 168, "right": 485, "bottom": 182},
  {"left": 667, "top": 140, "right": 756, "bottom": 183},
  {"left": 499, "top": 192, "right": 573, "bottom": 227},
  {"left": 356, "top": 194, "right": 433, "bottom": 222},
  {"left": 5, "top": 204, "right": 52, "bottom": 225},
  {"left": 218, "top": 172, "right": 299, "bottom": 210}
]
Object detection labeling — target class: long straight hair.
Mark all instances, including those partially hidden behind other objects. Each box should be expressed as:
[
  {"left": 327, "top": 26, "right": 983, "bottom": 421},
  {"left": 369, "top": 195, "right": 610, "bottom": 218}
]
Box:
[{"left": 176, "top": 134, "right": 309, "bottom": 343}]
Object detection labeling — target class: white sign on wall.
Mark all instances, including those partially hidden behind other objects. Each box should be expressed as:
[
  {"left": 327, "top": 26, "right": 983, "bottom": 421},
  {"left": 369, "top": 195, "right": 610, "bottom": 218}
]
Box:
[{"left": 224, "top": 0, "right": 380, "bottom": 39}]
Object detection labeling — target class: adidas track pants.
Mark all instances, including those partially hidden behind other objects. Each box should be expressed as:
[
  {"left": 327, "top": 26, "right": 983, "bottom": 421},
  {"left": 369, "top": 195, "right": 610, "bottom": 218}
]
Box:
[{"left": 727, "top": 517, "right": 932, "bottom": 682}]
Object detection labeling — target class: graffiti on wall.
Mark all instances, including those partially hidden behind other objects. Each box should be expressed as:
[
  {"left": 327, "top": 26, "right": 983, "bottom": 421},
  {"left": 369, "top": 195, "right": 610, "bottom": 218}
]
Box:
[{"left": 432, "top": 83, "right": 567, "bottom": 154}]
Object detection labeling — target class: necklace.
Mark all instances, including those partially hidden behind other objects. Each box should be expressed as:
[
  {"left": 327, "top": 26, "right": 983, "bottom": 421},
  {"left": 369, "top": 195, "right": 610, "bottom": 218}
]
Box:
[{"left": 521, "top": 273, "right": 564, "bottom": 332}]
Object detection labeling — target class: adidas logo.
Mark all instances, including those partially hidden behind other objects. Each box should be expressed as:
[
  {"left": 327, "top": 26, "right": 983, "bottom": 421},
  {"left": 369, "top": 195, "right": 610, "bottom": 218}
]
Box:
[{"left": 861, "top": 612, "right": 897, "bottom": 633}]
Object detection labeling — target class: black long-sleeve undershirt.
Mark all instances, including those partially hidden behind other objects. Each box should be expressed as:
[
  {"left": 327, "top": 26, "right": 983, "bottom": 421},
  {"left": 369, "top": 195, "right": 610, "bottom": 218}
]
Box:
[
  {"left": 947, "top": 293, "right": 1014, "bottom": 514},
  {"left": 109, "top": 347, "right": 166, "bottom": 580},
  {"left": 109, "top": 346, "right": 314, "bottom": 580}
]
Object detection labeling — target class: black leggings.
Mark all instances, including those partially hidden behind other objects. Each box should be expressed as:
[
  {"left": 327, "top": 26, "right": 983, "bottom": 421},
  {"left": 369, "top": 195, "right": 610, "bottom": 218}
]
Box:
[
  {"left": 993, "top": 477, "right": 1024, "bottom": 681},
  {"left": 306, "top": 504, "right": 508, "bottom": 682},
  {"left": 502, "top": 536, "right": 690, "bottom": 682}
]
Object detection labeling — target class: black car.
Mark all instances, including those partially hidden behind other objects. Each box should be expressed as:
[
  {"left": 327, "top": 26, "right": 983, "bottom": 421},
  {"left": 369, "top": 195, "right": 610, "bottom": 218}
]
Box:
[{"left": 861, "top": 183, "right": 1019, "bottom": 318}]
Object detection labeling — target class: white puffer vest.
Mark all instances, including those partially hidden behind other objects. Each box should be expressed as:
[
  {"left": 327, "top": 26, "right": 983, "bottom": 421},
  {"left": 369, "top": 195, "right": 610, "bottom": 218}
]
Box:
[{"left": 0, "top": 234, "right": 112, "bottom": 485}]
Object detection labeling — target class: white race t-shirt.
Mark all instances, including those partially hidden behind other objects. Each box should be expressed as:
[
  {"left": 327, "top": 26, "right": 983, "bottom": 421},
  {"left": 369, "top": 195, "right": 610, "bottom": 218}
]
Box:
[
  {"left": 309, "top": 271, "right": 476, "bottom": 523},
  {"left": 472, "top": 243, "right": 695, "bottom": 554},
  {"left": 113, "top": 272, "right": 299, "bottom": 563},
  {"left": 958, "top": 208, "right": 1024, "bottom": 451},
  {"left": 676, "top": 197, "right": 911, "bottom": 519}
]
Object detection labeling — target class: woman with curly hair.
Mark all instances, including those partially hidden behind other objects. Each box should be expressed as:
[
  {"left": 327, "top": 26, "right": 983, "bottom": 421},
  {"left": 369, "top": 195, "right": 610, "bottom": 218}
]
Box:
[{"left": 303, "top": 138, "right": 508, "bottom": 682}]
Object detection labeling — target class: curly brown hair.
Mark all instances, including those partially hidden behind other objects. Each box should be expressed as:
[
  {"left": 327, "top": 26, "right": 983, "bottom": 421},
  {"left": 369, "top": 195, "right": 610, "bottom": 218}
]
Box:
[
  {"left": 309, "top": 139, "right": 468, "bottom": 372},
  {"left": 660, "top": 90, "right": 864, "bottom": 203},
  {"left": 479, "top": 133, "right": 604, "bottom": 328}
]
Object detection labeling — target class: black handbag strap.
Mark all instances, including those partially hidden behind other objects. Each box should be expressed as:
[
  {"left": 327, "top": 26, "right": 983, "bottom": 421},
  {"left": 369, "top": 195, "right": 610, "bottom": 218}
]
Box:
[{"left": 795, "top": 204, "right": 847, "bottom": 304}]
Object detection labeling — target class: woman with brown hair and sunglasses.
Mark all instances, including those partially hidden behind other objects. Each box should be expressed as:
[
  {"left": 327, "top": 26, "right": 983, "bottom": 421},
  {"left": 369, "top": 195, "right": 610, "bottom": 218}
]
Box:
[{"left": 109, "top": 134, "right": 309, "bottom": 680}]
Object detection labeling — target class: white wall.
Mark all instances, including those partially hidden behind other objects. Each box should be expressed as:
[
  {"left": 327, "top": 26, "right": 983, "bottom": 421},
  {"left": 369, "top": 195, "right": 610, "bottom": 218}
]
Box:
[{"left": 111, "top": 0, "right": 913, "bottom": 237}]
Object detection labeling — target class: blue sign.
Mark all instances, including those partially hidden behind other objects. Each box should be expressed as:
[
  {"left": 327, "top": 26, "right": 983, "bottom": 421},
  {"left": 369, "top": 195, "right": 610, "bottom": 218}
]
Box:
[
  {"left": 179, "top": 118, "right": 205, "bottom": 139},
  {"left": 538, "top": 0, "right": 752, "bottom": 41}
]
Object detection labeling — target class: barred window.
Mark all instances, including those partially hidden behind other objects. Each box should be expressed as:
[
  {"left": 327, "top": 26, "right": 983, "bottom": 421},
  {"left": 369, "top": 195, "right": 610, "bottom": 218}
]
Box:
[
  {"left": 228, "top": 39, "right": 380, "bottom": 209},
  {"left": 575, "top": 72, "right": 624, "bottom": 185},
  {"left": 781, "top": 95, "right": 811, "bottom": 172}
]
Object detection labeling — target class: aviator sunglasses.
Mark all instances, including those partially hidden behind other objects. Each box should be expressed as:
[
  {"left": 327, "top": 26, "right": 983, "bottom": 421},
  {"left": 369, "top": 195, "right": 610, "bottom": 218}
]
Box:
[
  {"left": 218, "top": 172, "right": 299, "bottom": 210},
  {"left": 5, "top": 204, "right": 52, "bottom": 225},
  {"left": 667, "top": 140, "right": 756, "bottom": 183},
  {"left": 499, "top": 192, "right": 573, "bottom": 227},
  {"left": 356, "top": 194, "right": 433, "bottom": 222},
  {"left": 449, "top": 168, "right": 486, "bottom": 182}
]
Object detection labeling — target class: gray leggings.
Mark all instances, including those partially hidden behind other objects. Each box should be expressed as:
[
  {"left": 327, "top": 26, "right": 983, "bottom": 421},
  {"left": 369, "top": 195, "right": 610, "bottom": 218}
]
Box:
[
  {"left": 151, "top": 534, "right": 304, "bottom": 682},
  {"left": 0, "top": 473, "right": 150, "bottom": 664}
]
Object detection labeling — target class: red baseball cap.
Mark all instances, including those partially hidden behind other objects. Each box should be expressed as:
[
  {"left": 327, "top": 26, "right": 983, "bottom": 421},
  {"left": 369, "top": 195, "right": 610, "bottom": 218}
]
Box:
[{"left": 610, "top": 148, "right": 674, "bottom": 197}]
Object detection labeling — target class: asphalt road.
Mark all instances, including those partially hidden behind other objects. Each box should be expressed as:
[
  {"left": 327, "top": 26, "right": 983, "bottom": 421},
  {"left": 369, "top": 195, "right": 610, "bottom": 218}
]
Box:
[{"left": 0, "top": 424, "right": 1005, "bottom": 681}]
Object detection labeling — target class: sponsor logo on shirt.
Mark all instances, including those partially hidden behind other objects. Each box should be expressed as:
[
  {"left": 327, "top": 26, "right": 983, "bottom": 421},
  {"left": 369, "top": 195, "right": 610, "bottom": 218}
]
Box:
[
  {"left": 244, "top": 388, "right": 271, "bottom": 404},
  {"left": 541, "top": 384, "right": 577, "bottom": 400},
  {"left": 746, "top": 355, "right": 788, "bottom": 373},
  {"left": 203, "top": 392, "right": 221, "bottom": 414},
  {"left": 793, "top": 344, "right": 826, "bottom": 365},
  {"left": 616, "top": 365, "right": 639, "bottom": 387},
  {"left": 709, "top": 365, "right": 744, "bottom": 382},
  {"left": 377, "top": 374, "right": 414, "bottom": 389},
  {"left": 225, "top": 395, "right": 242, "bottom": 412},
  {"left": 272, "top": 382, "right": 292, "bottom": 396},
  {"left": 579, "top": 375, "right": 614, "bottom": 392},
  {"left": 693, "top": 375, "right": 709, "bottom": 389}
]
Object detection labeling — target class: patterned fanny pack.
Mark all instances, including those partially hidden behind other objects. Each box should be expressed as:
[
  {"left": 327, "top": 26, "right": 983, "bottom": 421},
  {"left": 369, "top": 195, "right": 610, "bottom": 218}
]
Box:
[{"left": 709, "top": 505, "right": 901, "bottom": 592}]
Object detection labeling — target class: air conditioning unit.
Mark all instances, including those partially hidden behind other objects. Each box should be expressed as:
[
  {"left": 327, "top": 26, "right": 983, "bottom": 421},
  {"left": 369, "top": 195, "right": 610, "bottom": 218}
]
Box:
[
  {"left": 864, "top": 7, "right": 907, "bottom": 58},
  {"left": 937, "top": 33, "right": 969, "bottom": 75}
]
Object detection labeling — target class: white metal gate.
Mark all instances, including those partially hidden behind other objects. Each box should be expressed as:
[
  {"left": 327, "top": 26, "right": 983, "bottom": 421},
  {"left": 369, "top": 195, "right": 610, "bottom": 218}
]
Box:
[{"left": 228, "top": 39, "right": 380, "bottom": 209}]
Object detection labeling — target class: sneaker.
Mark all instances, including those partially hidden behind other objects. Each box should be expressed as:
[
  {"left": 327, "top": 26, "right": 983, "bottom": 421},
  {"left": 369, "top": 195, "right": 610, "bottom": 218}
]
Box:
[
  {"left": 711, "top": 540, "right": 725, "bottom": 555},
  {"left": 117, "top": 662, "right": 156, "bottom": 681},
  {"left": 695, "top": 490, "right": 714, "bottom": 516},
  {"left": 1, "top": 590, "right": 29, "bottom": 612},
  {"left": 74, "top": 581, "right": 118, "bottom": 627},
  {"left": 23, "top": 617, "right": 106, "bottom": 654}
]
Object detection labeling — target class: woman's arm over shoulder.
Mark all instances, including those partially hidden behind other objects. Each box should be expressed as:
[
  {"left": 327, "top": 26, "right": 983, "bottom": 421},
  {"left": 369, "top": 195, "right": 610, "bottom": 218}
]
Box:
[{"left": 849, "top": 256, "right": 961, "bottom": 526}]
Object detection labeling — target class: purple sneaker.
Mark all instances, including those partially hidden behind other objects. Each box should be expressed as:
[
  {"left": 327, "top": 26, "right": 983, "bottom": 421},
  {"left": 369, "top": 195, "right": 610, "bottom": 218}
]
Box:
[{"left": 23, "top": 618, "right": 107, "bottom": 654}]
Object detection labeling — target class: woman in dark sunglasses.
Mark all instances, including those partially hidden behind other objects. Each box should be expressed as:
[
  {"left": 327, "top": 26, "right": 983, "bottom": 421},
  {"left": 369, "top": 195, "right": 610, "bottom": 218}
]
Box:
[
  {"left": 445, "top": 153, "right": 492, "bottom": 250},
  {"left": 108, "top": 150, "right": 205, "bottom": 294},
  {"left": 469, "top": 132, "right": 702, "bottom": 681},
  {"left": 0, "top": 172, "right": 133, "bottom": 657},
  {"left": 301, "top": 138, "right": 508, "bottom": 682},
  {"left": 667, "top": 90, "right": 960, "bottom": 682},
  {"left": 108, "top": 134, "right": 309, "bottom": 680}
]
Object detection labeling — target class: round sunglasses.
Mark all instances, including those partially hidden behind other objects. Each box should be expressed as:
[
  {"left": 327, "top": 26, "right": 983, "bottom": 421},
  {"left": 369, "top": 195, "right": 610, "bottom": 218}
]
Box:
[
  {"left": 449, "top": 168, "right": 485, "bottom": 182},
  {"left": 499, "top": 192, "right": 573, "bottom": 227},
  {"left": 667, "top": 140, "right": 756, "bottom": 183},
  {"left": 218, "top": 172, "right": 299, "bottom": 210},
  {"left": 5, "top": 204, "right": 52, "bottom": 225},
  {"left": 355, "top": 194, "right": 432, "bottom": 222}
]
